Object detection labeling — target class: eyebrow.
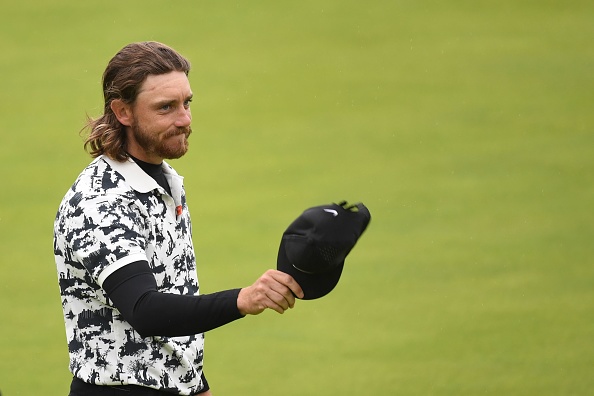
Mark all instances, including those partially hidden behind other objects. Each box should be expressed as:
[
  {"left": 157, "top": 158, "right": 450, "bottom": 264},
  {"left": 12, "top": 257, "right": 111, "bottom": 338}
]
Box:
[{"left": 152, "top": 94, "right": 193, "bottom": 108}]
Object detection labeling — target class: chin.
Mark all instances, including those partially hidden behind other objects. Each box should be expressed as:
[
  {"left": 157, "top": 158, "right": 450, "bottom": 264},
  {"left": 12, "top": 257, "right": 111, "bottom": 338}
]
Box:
[{"left": 163, "top": 143, "right": 189, "bottom": 160}]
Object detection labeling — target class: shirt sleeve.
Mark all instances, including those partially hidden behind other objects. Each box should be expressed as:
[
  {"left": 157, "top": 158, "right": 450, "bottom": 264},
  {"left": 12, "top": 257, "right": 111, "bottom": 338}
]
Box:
[
  {"left": 198, "top": 372, "right": 210, "bottom": 394},
  {"left": 103, "top": 260, "right": 244, "bottom": 338},
  {"left": 66, "top": 191, "right": 148, "bottom": 285}
]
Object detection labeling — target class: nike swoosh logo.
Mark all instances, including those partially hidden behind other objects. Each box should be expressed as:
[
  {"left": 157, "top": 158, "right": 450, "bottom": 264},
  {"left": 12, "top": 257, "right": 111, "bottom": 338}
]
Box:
[{"left": 323, "top": 209, "right": 338, "bottom": 217}]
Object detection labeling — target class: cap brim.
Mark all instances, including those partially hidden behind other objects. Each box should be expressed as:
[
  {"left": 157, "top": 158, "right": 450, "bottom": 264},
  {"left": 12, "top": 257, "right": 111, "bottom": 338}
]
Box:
[{"left": 276, "top": 238, "right": 344, "bottom": 300}]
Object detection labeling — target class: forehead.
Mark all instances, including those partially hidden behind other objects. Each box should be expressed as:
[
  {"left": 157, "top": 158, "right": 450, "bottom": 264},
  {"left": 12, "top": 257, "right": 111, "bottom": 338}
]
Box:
[{"left": 136, "top": 71, "right": 192, "bottom": 102}]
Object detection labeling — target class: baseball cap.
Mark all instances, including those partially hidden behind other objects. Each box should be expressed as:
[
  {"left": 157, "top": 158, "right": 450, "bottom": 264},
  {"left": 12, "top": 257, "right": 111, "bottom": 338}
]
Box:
[{"left": 276, "top": 201, "right": 371, "bottom": 300}]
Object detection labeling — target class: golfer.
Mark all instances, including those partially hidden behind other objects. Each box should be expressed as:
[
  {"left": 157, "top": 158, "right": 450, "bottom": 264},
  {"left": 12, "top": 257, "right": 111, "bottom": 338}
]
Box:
[{"left": 53, "top": 41, "right": 303, "bottom": 396}]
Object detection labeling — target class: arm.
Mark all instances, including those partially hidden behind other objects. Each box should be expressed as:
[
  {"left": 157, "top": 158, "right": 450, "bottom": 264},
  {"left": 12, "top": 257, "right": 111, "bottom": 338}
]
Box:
[
  {"left": 103, "top": 262, "right": 304, "bottom": 338},
  {"left": 103, "top": 260, "right": 244, "bottom": 337}
]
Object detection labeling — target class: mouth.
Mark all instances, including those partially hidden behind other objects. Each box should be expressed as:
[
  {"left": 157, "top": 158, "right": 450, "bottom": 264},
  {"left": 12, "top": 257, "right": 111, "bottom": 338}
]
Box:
[{"left": 165, "top": 127, "right": 192, "bottom": 139}]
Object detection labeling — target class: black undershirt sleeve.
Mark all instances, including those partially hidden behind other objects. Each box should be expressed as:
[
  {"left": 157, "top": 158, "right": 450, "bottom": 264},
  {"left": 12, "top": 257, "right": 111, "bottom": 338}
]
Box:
[{"left": 103, "top": 260, "right": 244, "bottom": 338}]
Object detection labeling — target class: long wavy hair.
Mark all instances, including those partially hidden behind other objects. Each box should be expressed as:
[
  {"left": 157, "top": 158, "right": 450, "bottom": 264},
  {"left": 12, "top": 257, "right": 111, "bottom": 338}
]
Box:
[{"left": 82, "top": 41, "right": 191, "bottom": 161}]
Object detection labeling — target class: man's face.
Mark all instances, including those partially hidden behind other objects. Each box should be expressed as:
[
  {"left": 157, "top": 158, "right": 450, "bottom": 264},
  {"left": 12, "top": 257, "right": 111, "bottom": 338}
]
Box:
[{"left": 126, "top": 71, "right": 193, "bottom": 163}]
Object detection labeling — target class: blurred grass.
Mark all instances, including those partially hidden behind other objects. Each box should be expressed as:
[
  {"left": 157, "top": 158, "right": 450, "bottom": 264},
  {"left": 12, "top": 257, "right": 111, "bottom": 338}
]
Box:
[{"left": 1, "top": 0, "right": 593, "bottom": 395}]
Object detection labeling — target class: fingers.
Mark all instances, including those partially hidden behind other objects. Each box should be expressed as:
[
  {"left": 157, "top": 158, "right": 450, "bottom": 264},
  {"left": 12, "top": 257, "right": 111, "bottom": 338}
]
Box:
[
  {"left": 255, "top": 270, "right": 297, "bottom": 314},
  {"left": 267, "top": 269, "right": 304, "bottom": 300},
  {"left": 264, "top": 289, "right": 291, "bottom": 314},
  {"left": 237, "top": 270, "right": 304, "bottom": 316}
]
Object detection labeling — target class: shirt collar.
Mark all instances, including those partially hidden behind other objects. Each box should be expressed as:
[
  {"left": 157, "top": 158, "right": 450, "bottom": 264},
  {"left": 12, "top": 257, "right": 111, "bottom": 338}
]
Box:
[{"left": 101, "top": 155, "right": 181, "bottom": 194}]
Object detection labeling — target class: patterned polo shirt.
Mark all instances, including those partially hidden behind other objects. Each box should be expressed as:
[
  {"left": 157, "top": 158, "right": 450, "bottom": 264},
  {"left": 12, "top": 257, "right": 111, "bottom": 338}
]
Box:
[{"left": 53, "top": 155, "right": 206, "bottom": 395}]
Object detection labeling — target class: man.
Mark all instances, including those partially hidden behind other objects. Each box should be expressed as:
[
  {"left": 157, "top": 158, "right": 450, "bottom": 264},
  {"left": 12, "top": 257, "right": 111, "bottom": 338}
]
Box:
[{"left": 53, "top": 41, "right": 303, "bottom": 396}]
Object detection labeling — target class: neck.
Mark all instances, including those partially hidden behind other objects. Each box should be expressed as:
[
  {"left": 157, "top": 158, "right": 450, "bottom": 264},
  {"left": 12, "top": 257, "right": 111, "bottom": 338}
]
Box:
[{"left": 128, "top": 153, "right": 163, "bottom": 168}]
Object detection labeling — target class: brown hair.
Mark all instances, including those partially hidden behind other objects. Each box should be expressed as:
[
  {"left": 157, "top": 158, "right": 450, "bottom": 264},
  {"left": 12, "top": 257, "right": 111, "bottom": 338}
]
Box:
[{"left": 82, "top": 41, "right": 191, "bottom": 161}]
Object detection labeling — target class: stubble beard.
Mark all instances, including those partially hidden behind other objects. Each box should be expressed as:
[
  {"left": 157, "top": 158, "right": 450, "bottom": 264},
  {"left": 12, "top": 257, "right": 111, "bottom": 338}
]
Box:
[{"left": 131, "top": 122, "right": 192, "bottom": 160}]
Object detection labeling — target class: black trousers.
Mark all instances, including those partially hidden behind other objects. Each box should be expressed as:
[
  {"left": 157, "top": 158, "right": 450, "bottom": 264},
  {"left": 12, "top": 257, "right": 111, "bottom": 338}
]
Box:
[{"left": 69, "top": 377, "right": 209, "bottom": 395}]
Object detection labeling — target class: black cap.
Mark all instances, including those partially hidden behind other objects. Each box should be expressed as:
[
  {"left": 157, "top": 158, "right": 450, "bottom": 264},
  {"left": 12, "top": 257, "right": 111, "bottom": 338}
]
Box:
[{"left": 276, "top": 201, "right": 371, "bottom": 300}]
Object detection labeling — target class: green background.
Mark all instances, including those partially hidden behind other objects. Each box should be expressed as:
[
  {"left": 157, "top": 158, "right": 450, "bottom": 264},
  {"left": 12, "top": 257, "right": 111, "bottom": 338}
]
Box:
[{"left": 1, "top": 1, "right": 593, "bottom": 395}]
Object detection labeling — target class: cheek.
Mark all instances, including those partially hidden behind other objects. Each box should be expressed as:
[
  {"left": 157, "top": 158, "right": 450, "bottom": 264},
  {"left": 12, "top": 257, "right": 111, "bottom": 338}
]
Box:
[{"left": 140, "top": 116, "right": 170, "bottom": 135}]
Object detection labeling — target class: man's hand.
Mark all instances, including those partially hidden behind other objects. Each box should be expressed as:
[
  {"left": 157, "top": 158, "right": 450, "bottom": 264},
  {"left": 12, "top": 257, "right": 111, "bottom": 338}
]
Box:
[{"left": 237, "top": 270, "right": 304, "bottom": 315}]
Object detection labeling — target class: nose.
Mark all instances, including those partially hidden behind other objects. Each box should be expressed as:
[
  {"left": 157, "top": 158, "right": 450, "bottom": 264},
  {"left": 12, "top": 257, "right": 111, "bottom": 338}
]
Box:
[{"left": 174, "top": 107, "right": 192, "bottom": 128}]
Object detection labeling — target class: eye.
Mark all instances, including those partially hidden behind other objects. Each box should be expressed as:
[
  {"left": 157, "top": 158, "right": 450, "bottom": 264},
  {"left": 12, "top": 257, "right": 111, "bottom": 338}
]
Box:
[
  {"left": 160, "top": 104, "right": 172, "bottom": 111},
  {"left": 184, "top": 98, "right": 192, "bottom": 109}
]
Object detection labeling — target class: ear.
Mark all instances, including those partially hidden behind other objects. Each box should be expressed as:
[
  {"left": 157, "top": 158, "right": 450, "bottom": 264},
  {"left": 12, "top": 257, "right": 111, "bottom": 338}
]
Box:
[{"left": 110, "top": 99, "right": 133, "bottom": 127}]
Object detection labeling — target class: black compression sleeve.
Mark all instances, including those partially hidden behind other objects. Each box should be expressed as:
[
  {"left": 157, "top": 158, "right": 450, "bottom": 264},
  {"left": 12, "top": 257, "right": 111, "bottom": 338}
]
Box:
[{"left": 103, "top": 260, "right": 244, "bottom": 338}]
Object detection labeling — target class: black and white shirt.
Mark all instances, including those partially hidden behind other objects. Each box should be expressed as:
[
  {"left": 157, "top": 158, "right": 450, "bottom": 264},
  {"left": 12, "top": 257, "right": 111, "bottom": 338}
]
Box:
[{"left": 54, "top": 155, "right": 214, "bottom": 394}]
